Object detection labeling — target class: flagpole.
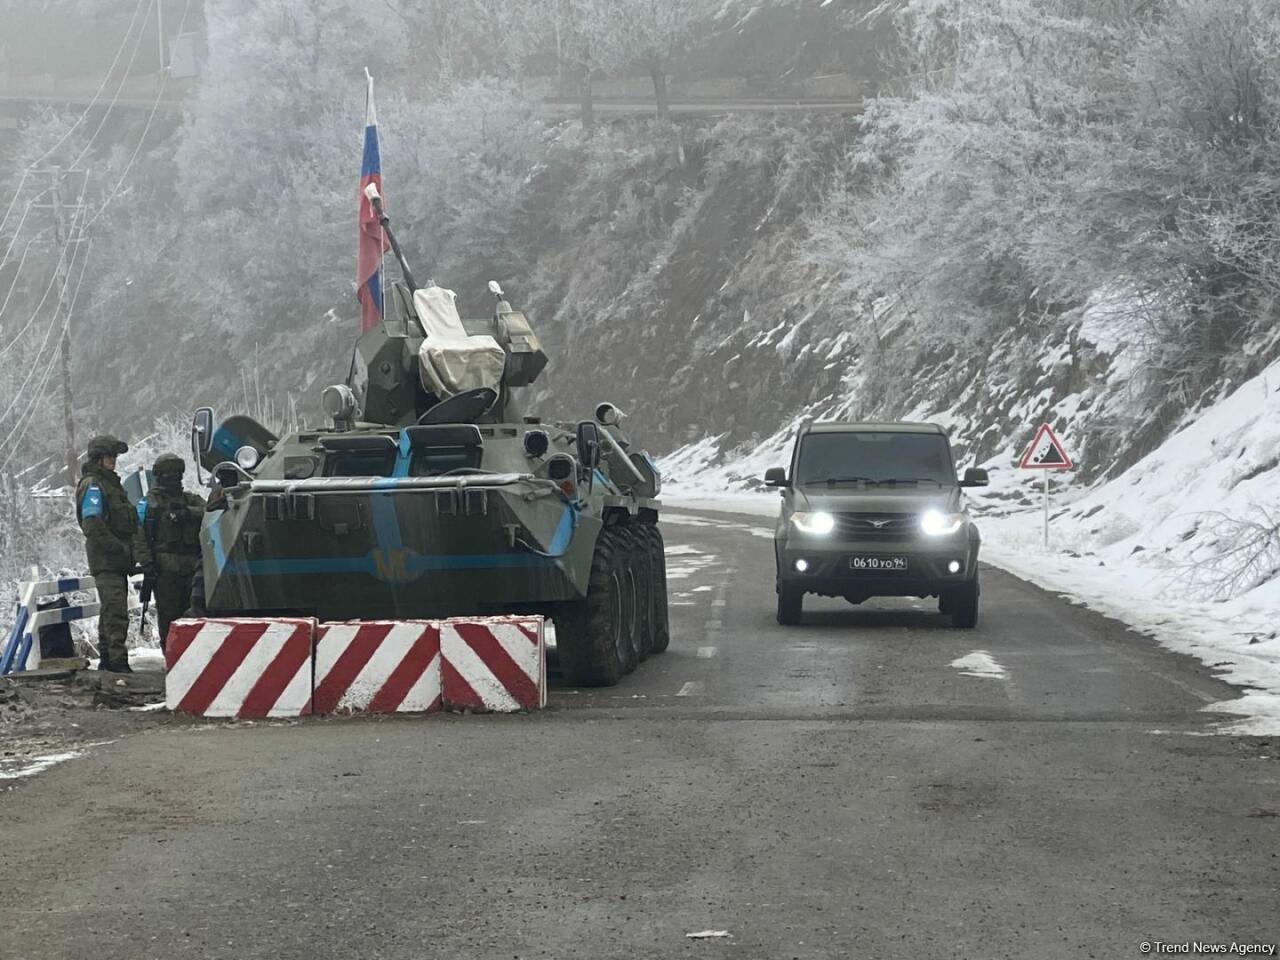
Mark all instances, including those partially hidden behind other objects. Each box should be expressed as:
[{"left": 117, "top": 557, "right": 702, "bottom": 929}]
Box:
[{"left": 365, "top": 67, "right": 388, "bottom": 321}]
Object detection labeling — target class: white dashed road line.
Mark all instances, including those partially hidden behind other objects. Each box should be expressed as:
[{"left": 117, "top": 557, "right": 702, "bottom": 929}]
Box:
[
  {"left": 697, "top": 646, "right": 718, "bottom": 659},
  {"left": 950, "top": 650, "right": 1008, "bottom": 679},
  {"left": 676, "top": 681, "right": 704, "bottom": 697}
]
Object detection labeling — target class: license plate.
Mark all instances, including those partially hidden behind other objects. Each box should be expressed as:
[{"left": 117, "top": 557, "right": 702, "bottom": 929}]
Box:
[{"left": 849, "top": 556, "right": 908, "bottom": 572}]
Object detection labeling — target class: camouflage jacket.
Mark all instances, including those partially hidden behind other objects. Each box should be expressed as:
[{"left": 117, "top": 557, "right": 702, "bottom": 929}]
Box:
[
  {"left": 76, "top": 462, "right": 137, "bottom": 574},
  {"left": 134, "top": 484, "right": 207, "bottom": 576}
]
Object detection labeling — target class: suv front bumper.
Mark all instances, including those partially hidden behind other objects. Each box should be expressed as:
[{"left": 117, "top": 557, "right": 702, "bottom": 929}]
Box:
[{"left": 776, "top": 529, "right": 979, "bottom": 600}]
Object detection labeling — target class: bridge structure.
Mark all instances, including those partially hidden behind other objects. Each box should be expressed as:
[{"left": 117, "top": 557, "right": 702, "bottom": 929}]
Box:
[{"left": 0, "top": 71, "right": 863, "bottom": 125}]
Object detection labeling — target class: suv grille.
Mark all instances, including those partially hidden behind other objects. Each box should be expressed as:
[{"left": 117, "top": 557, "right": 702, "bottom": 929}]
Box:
[{"left": 834, "top": 512, "right": 919, "bottom": 541}]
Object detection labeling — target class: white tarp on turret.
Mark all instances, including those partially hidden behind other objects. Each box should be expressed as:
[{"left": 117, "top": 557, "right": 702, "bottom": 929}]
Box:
[{"left": 413, "top": 286, "right": 506, "bottom": 398}]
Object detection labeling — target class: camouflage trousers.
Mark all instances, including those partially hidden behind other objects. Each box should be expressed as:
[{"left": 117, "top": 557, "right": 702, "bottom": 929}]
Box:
[
  {"left": 94, "top": 571, "right": 130, "bottom": 666},
  {"left": 155, "top": 570, "right": 194, "bottom": 651}
]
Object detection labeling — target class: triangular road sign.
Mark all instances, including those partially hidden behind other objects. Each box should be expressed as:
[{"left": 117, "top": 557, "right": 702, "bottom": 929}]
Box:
[{"left": 1019, "top": 423, "right": 1073, "bottom": 469}]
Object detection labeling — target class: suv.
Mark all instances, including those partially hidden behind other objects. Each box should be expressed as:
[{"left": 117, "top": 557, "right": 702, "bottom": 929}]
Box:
[{"left": 764, "top": 421, "right": 989, "bottom": 628}]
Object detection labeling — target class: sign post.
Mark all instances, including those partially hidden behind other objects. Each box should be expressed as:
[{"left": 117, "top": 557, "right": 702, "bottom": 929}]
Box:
[{"left": 1018, "top": 423, "right": 1073, "bottom": 549}]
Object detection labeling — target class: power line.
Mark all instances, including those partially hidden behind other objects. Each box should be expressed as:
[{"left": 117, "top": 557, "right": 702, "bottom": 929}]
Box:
[
  {"left": 0, "top": 336, "right": 71, "bottom": 475},
  {"left": 0, "top": 241, "right": 91, "bottom": 475},
  {"left": 0, "top": 0, "right": 150, "bottom": 224},
  {"left": 84, "top": 0, "right": 195, "bottom": 231},
  {"left": 71, "top": 0, "right": 159, "bottom": 171},
  {"left": 0, "top": 254, "right": 79, "bottom": 429},
  {"left": 0, "top": 171, "right": 30, "bottom": 238},
  {"left": 0, "top": 236, "right": 45, "bottom": 321},
  {"left": 0, "top": 202, "right": 85, "bottom": 357},
  {"left": 0, "top": 189, "right": 51, "bottom": 279}
]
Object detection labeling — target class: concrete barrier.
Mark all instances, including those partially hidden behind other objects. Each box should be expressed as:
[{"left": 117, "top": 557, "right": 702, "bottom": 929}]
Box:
[
  {"left": 440, "top": 617, "right": 547, "bottom": 713},
  {"left": 162, "top": 616, "right": 547, "bottom": 718},
  {"left": 165, "top": 619, "right": 314, "bottom": 718},
  {"left": 313, "top": 621, "right": 441, "bottom": 715}
]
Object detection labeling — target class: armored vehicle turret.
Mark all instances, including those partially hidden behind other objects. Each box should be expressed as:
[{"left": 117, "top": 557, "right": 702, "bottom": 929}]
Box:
[{"left": 188, "top": 200, "right": 669, "bottom": 686}]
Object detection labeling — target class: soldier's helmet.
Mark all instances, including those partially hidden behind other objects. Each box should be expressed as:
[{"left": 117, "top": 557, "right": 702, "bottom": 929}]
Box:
[
  {"left": 86, "top": 435, "right": 128, "bottom": 458},
  {"left": 153, "top": 453, "right": 185, "bottom": 479}
]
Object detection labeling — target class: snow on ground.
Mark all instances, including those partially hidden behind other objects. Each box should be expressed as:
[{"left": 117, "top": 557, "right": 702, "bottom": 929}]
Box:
[
  {"left": 660, "top": 357, "right": 1280, "bottom": 736},
  {"left": 0, "top": 747, "right": 88, "bottom": 781}
]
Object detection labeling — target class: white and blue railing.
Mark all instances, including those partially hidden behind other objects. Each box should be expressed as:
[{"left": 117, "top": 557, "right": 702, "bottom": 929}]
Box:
[{"left": 0, "top": 575, "right": 143, "bottom": 675}]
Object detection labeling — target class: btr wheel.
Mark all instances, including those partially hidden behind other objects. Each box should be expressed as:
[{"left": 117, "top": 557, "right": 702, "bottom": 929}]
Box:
[
  {"left": 623, "top": 526, "right": 655, "bottom": 661},
  {"left": 554, "top": 526, "right": 629, "bottom": 686},
  {"left": 614, "top": 526, "right": 645, "bottom": 669},
  {"left": 642, "top": 524, "right": 671, "bottom": 654}
]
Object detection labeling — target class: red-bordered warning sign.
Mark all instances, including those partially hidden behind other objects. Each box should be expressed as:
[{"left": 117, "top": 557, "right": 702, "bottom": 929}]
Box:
[{"left": 1019, "top": 423, "right": 1073, "bottom": 469}]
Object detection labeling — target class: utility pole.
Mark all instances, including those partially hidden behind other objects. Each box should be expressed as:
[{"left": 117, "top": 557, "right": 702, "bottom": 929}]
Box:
[
  {"left": 36, "top": 167, "right": 87, "bottom": 489},
  {"left": 50, "top": 169, "right": 79, "bottom": 488},
  {"left": 24, "top": 167, "right": 89, "bottom": 489}
]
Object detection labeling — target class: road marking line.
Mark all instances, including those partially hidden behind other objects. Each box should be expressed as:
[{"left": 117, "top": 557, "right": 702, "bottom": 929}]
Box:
[
  {"left": 711, "top": 598, "right": 727, "bottom": 607},
  {"left": 705, "top": 619, "right": 723, "bottom": 630},
  {"left": 676, "top": 681, "right": 703, "bottom": 697},
  {"left": 697, "top": 646, "right": 717, "bottom": 659},
  {"left": 950, "top": 650, "right": 1008, "bottom": 679}
]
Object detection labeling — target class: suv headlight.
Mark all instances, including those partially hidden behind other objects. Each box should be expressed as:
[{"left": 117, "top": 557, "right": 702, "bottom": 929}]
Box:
[
  {"left": 792, "top": 511, "right": 836, "bottom": 535},
  {"left": 920, "top": 509, "right": 965, "bottom": 536}
]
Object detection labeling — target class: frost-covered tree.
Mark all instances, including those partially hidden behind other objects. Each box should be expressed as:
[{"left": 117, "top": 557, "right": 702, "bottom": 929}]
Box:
[
  {"left": 540, "top": 0, "right": 629, "bottom": 131},
  {"left": 611, "top": 0, "right": 720, "bottom": 122},
  {"left": 808, "top": 0, "right": 1280, "bottom": 405},
  {"left": 175, "top": 0, "right": 408, "bottom": 335}
]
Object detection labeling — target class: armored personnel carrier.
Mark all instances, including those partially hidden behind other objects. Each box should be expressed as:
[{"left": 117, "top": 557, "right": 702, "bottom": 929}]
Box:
[{"left": 188, "top": 198, "right": 668, "bottom": 686}]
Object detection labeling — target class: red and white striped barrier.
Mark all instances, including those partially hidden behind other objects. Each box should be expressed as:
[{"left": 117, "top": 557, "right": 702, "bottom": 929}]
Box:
[
  {"left": 441, "top": 617, "right": 546, "bottom": 713},
  {"left": 165, "top": 616, "right": 546, "bottom": 717},
  {"left": 165, "top": 618, "right": 314, "bottom": 718},
  {"left": 313, "top": 621, "right": 442, "bottom": 715}
]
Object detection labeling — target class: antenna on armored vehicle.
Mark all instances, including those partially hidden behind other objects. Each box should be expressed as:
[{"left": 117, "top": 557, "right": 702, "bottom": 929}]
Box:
[{"left": 364, "top": 182, "right": 419, "bottom": 291}]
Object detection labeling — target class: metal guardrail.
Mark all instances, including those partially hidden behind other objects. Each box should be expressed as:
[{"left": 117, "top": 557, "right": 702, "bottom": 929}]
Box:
[{"left": 0, "top": 575, "right": 143, "bottom": 675}]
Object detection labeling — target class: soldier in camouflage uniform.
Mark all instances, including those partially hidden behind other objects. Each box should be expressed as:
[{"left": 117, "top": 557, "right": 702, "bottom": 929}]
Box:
[
  {"left": 75, "top": 435, "right": 136, "bottom": 673},
  {"left": 134, "top": 454, "right": 206, "bottom": 650}
]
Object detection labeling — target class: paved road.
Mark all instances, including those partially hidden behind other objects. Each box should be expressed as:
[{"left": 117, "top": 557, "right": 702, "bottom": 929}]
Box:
[{"left": 3, "top": 510, "right": 1277, "bottom": 959}]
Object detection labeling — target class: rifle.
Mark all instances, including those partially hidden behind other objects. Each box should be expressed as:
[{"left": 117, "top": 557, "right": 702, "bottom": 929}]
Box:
[{"left": 138, "top": 574, "right": 154, "bottom": 643}]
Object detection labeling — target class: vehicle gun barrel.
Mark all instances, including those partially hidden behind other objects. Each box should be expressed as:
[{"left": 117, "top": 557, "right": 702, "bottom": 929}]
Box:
[{"left": 364, "top": 183, "right": 418, "bottom": 292}]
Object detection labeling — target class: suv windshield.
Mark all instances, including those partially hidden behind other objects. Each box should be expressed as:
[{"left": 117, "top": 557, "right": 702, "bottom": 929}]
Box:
[{"left": 795, "top": 432, "right": 956, "bottom": 486}]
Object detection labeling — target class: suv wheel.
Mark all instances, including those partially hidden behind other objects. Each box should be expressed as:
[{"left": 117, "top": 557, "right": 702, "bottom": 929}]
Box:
[
  {"left": 776, "top": 585, "right": 803, "bottom": 625},
  {"left": 949, "top": 579, "right": 979, "bottom": 629}
]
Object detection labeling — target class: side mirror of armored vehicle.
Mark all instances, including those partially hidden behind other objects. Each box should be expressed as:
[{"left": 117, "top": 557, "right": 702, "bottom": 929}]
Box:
[
  {"left": 764, "top": 467, "right": 788, "bottom": 487},
  {"left": 192, "top": 407, "right": 215, "bottom": 455},
  {"left": 576, "top": 421, "right": 603, "bottom": 485},
  {"left": 192, "top": 407, "right": 215, "bottom": 485},
  {"left": 960, "top": 467, "right": 989, "bottom": 488}
]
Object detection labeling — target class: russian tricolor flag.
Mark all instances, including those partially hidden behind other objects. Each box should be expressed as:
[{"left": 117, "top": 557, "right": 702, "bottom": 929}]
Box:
[{"left": 357, "top": 70, "right": 391, "bottom": 333}]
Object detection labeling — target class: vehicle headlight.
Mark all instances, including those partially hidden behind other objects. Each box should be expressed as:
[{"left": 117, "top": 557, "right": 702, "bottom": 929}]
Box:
[
  {"left": 920, "top": 509, "right": 965, "bottom": 536},
  {"left": 792, "top": 511, "right": 836, "bottom": 535},
  {"left": 234, "top": 445, "right": 261, "bottom": 471}
]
